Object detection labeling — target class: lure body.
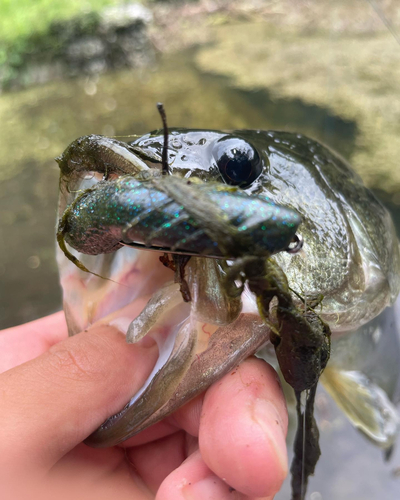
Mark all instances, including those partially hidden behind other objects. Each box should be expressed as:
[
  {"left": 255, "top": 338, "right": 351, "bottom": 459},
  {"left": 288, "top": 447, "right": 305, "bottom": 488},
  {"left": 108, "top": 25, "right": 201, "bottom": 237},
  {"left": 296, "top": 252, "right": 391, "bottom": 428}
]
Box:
[{"left": 61, "top": 175, "right": 301, "bottom": 259}]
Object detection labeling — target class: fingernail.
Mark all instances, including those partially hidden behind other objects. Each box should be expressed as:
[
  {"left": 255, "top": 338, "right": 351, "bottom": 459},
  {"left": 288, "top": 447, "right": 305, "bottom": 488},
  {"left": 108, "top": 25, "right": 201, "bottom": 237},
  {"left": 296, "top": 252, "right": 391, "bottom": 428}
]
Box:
[
  {"left": 109, "top": 317, "right": 157, "bottom": 348},
  {"left": 253, "top": 398, "right": 288, "bottom": 473}
]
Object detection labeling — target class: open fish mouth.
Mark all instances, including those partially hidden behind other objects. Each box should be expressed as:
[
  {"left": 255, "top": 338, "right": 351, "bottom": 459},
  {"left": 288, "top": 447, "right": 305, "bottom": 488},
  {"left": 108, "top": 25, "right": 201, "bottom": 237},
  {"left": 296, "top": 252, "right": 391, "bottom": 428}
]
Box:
[
  {"left": 57, "top": 213, "right": 282, "bottom": 447},
  {"left": 60, "top": 250, "right": 280, "bottom": 449},
  {"left": 89, "top": 303, "right": 270, "bottom": 447}
]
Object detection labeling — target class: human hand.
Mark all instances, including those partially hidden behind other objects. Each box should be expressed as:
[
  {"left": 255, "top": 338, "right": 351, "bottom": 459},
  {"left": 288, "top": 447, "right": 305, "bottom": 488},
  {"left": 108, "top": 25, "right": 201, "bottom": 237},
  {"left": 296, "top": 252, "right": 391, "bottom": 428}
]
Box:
[{"left": 0, "top": 301, "right": 288, "bottom": 500}]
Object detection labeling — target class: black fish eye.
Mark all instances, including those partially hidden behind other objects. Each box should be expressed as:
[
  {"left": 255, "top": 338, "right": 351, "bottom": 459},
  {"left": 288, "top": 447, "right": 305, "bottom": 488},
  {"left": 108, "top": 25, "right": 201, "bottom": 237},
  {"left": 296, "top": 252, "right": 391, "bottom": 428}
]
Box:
[{"left": 213, "top": 137, "right": 262, "bottom": 187}]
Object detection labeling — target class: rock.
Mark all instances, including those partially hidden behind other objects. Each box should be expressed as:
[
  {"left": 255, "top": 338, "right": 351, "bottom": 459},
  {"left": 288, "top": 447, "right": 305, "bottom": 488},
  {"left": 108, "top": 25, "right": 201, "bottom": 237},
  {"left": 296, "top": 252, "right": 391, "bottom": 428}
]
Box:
[
  {"left": 67, "top": 37, "right": 105, "bottom": 61},
  {"left": 100, "top": 4, "right": 153, "bottom": 31}
]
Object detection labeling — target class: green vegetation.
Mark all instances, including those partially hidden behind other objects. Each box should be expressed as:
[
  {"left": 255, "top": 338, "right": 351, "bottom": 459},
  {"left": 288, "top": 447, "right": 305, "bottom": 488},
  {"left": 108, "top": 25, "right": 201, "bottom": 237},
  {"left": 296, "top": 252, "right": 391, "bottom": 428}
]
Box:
[
  {"left": 0, "top": 0, "right": 121, "bottom": 46},
  {"left": 0, "top": 0, "right": 127, "bottom": 83}
]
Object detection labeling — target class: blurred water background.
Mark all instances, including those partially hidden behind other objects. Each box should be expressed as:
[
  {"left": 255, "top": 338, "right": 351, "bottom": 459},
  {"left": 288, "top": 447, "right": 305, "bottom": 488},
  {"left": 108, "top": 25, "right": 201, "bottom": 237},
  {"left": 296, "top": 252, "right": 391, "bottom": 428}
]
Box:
[{"left": 0, "top": 1, "right": 399, "bottom": 498}]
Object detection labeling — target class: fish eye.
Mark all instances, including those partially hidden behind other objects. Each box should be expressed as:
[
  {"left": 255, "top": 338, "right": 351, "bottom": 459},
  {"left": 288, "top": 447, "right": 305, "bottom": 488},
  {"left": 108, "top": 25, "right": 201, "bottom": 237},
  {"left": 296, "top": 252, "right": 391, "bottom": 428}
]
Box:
[{"left": 213, "top": 137, "right": 262, "bottom": 188}]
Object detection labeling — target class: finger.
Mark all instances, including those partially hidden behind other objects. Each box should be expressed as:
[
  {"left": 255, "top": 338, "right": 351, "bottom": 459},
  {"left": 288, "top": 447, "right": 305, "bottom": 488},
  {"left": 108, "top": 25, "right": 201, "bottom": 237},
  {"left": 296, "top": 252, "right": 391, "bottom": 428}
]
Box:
[
  {"left": 0, "top": 301, "right": 158, "bottom": 475},
  {"left": 0, "top": 312, "right": 68, "bottom": 373},
  {"left": 51, "top": 443, "right": 125, "bottom": 481},
  {"left": 153, "top": 358, "right": 287, "bottom": 499},
  {"left": 49, "top": 444, "right": 154, "bottom": 500},
  {"left": 22, "top": 448, "right": 154, "bottom": 500},
  {"left": 156, "top": 449, "right": 245, "bottom": 500},
  {"left": 169, "top": 392, "right": 205, "bottom": 437},
  {"left": 199, "top": 358, "right": 288, "bottom": 498},
  {"left": 126, "top": 431, "right": 187, "bottom": 493}
]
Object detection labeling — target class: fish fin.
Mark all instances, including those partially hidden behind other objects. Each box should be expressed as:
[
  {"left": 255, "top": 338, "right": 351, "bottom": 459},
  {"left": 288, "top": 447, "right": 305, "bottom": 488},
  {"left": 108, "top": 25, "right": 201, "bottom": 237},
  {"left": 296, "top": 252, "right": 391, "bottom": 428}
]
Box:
[{"left": 321, "top": 367, "right": 400, "bottom": 449}]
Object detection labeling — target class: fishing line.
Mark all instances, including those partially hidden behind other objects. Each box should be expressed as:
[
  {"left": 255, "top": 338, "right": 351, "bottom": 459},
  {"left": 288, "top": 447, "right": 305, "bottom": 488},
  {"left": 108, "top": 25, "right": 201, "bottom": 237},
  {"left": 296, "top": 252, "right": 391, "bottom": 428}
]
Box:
[
  {"left": 367, "top": 0, "right": 400, "bottom": 46},
  {"left": 301, "top": 390, "right": 308, "bottom": 500}
]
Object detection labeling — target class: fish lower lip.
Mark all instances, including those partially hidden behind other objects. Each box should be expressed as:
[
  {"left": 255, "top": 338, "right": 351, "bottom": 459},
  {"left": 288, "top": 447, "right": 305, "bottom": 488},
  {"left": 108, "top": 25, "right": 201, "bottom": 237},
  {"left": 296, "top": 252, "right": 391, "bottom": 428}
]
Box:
[{"left": 85, "top": 312, "right": 270, "bottom": 447}]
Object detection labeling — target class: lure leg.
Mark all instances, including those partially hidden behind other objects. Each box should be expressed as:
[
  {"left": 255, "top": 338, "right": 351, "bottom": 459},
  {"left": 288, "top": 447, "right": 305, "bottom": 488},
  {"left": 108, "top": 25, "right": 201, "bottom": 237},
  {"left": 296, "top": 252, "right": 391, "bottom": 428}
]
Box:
[
  {"left": 159, "top": 253, "right": 192, "bottom": 302},
  {"left": 240, "top": 257, "right": 330, "bottom": 500}
]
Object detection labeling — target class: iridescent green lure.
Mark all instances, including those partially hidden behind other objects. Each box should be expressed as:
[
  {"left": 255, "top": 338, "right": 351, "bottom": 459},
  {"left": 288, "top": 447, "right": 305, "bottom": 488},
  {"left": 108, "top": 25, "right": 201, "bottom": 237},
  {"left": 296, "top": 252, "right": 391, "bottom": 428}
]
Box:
[{"left": 58, "top": 174, "right": 301, "bottom": 260}]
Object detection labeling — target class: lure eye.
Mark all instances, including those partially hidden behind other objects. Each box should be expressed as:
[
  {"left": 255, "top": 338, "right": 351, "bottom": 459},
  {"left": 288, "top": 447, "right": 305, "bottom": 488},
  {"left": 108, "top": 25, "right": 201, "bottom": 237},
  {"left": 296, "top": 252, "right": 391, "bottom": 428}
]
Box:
[{"left": 213, "top": 137, "right": 262, "bottom": 187}]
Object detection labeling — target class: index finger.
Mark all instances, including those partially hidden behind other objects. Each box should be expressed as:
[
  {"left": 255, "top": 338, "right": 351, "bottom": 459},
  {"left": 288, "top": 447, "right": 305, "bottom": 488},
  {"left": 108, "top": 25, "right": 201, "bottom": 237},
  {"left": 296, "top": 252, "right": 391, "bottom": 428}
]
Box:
[{"left": 0, "top": 299, "right": 158, "bottom": 475}]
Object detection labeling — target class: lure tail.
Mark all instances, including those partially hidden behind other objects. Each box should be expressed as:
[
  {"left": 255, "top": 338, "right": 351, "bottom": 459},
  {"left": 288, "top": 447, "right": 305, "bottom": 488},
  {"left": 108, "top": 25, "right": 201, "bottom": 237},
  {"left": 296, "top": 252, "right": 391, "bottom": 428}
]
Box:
[{"left": 291, "top": 385, "right": 321, "bottom": 500}]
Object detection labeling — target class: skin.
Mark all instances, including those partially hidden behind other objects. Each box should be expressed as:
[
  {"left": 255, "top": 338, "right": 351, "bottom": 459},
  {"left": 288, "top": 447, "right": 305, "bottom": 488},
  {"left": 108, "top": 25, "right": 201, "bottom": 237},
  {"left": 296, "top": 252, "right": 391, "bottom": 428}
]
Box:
[{"left": 0, "top": 298, "right": 288, "bottom": 500}]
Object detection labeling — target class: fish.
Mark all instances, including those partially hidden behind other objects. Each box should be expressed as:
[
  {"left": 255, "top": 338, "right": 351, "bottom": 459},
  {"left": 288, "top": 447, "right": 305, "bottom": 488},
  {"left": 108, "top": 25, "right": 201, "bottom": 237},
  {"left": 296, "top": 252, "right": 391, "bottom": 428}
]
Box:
[{"left": 56, "top": 125, "right": 400, "bottom": 499}]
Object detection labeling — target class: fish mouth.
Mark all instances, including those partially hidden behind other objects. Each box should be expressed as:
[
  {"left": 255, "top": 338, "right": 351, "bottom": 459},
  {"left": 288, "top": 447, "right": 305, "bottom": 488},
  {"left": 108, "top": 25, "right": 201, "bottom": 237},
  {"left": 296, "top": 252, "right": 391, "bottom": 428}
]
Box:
[
  {"left": 57, "top": 169, "right": 279, "bottom": 446},
  {"left": 82, "top": 256, "right": 270, "bottom": 448},
  {"left": 57, "top": 199, "right": 272, "bottom": 447}
]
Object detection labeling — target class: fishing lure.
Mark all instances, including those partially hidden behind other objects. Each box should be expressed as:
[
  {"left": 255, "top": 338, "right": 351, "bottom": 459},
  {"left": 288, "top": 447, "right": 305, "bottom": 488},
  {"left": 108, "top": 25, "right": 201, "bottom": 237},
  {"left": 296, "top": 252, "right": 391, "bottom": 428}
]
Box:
[{"left": 57, "top": 175, "right": 302, "bottom": 260}]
